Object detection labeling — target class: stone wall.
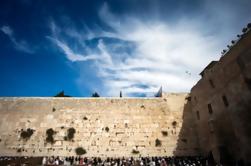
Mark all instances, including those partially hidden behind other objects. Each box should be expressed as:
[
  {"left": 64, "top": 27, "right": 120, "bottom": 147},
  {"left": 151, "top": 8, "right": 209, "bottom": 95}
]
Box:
[
  {"left": 0, "top": 93, "right": 199, "bottom": 157},
  {"left": 190, "top": 27, "right": 251, "bottom": 164}
]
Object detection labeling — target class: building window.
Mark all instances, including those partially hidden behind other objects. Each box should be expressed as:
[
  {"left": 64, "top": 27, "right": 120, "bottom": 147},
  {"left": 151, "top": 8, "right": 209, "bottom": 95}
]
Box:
[
  {"left": 244, "top": 77, "right": 251, "bottom": 90},
  {"left": 208, "top": 120, "right": 214, "bottom": 133},
  {"left": 208, "top": 104, "right": 213, "bottom": 114},
  {"left": 186, "top": 96, "right": 191, "bottom": 101},
  {"left": 237, "top": 56, "right": 245, "bottom": 70},
  {"left": 196, "top": 111, "right": 200, "bottom": 120},
  {"left": 209, "top": 79, "right": 215, "bottom": 88},
  {"left": 222, "top": 95, "right": 229, "bottom": 107},
  {"left": 194, "top": 96, "right": 197, "bottom": 102}
]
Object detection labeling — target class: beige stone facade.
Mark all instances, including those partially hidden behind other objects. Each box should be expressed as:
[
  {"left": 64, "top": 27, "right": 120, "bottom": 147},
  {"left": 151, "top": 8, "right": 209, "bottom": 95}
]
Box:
[{"left": 0, "top": 93, "right": 199, "bottom": 157}]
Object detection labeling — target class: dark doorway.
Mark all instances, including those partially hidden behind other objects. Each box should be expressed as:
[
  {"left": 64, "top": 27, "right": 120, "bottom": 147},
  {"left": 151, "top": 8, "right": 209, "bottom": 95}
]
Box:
[{"left": 219, "top": 146, "right": 234, "bottom": 165}]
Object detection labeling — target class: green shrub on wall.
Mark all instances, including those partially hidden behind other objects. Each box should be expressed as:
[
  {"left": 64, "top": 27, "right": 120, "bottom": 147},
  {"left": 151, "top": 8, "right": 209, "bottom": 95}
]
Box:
[
  {"left": 132, "top": 149, "right": 140, "bottom": 154},
  {"left": 155, "top": 138, "right": 162, "bottom": 147},
  {"left": 17, "top": 148, "right": 22, "bottom": 153},
  {"left": 46, "top": 128, "right": 56, "bottom": 144},
  {"left": 172, "top": 121, "right": 177, "bottom": 128},
  {"left": 75, "top": 147, "right": 86, "bottom": 155},
  {"left": 105, "top": 127, "right": 109, "bottom": 132},
  {"left": 64, "top": 127, "right": 76, "bottom": 141},
  {"left": 20, "top": 128, "right": 34, "bottom": 140},
  {"left": 161, "top": 131, "right": 168, "bottom": 136}
]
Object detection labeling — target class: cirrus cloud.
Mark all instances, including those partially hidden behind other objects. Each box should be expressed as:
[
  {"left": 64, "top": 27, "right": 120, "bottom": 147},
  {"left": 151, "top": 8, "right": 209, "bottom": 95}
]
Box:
[
  {"left": 48, "top": 2, "right": 247, "bottom": 96},
  {"left": 1, "top": 25, "right": 34, "bottom": 54}
]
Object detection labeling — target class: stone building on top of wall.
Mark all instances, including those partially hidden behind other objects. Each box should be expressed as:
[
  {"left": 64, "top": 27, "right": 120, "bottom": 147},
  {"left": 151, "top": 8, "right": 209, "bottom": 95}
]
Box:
[{"left": 190, "top": 23, "right": 251, "bottom": 165}]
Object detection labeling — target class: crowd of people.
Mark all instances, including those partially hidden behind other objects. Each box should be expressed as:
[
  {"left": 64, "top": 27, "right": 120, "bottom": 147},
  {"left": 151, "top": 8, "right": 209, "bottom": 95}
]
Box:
[
  {"left": 2, "top": 155, "right": 246, "bottom": 166},
  {"left": 41, "top": 156, "right": 211, "bottom": 166},
  {"left": 0, "top": 155, "right": 216, "bottom": 166}
]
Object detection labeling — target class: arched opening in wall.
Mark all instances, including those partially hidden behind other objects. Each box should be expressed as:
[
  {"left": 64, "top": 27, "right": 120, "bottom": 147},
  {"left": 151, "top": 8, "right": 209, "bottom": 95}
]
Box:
[
  {"left": 208, "top": 104, "right": 213, "bottom": 114},
  {"left": 208, "top": 119, "right": 215, "bottom": 133},
  {"left": 219, "top": 146, "right": 235, "bottom": 165},
  {"left": 222, "top": 95, "right": 229, "bottom": 107},
  {"left": 196, "top": 111, "right": 200, "bottom": 120},
  {"left": 244, "top": 77, "right": 251, "bottom": 90},
  {"left": 212, "top": 111, "right": 240, "bottom": 165},
  {"left": 209, "top": 79, "right": 215, "bottom": 88},
  {"left": 208, "top": 151, "right": 216, "bottom": 165}
]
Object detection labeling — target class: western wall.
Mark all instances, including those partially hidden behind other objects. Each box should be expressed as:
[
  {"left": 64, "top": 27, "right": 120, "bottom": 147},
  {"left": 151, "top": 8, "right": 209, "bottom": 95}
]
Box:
[{"left": 0, "top": 93, "right": 199, "bottom": 157}]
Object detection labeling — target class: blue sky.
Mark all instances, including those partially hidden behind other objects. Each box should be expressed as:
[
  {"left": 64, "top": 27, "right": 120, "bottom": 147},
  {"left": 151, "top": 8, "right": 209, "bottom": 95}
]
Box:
[{"left": 0, "top": 0, "right": 250, "bottom": 97}]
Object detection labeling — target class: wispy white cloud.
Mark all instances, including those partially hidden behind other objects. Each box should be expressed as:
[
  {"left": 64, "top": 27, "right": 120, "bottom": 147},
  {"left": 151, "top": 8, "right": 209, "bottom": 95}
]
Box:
[
  {"left": 47, "top": 36, "right": 100, "bottom": 62},
  {"left": 49, "top": 2, "right": 247, "bottom": 96},
  {"left": 0, "top": 25, "right": 34, "bottom": 54},
  {"left": 1, "top": 26, "right": 13, "bottom": 36}
]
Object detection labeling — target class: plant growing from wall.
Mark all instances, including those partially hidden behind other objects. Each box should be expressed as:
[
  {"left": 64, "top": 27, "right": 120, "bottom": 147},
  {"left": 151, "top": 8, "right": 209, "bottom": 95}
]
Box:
[
  {"left": 46, "top": 128, "right": 56, "bottom": 144},
  {"left": 248, "top": 23, "right": 251, "bottom": 28},
  {"left": 172, "top": 121, "right": 177, "bottom": 128},
  {"left": 17, "top": 148, "right": 22, "bottom": 153},
  {"left": 64, "top": 127, "right": 76, "bottom": 141},
  {"left": 20, "top": 128, "right": 34, "bottom": 141},
  {"left": 242, "top": 27, "right": 247, "bottom": 33},
  {"left": 181, "top": 138, "right": 187, "bottom": 143},
  {"left": 132, "top": 149, "right": 140, "bottom": 154},
  {"left": 155, "top": 138, "right": 162, "bottom": 147},
  {"left": 75, "top": 147, "right": 86, "bottom": 155},
  {"left": 141, "top": 105, "right": 145, "bottom": 109},
  {"left": 161, "top": 131, "right": 168, "bottom": 137}
]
